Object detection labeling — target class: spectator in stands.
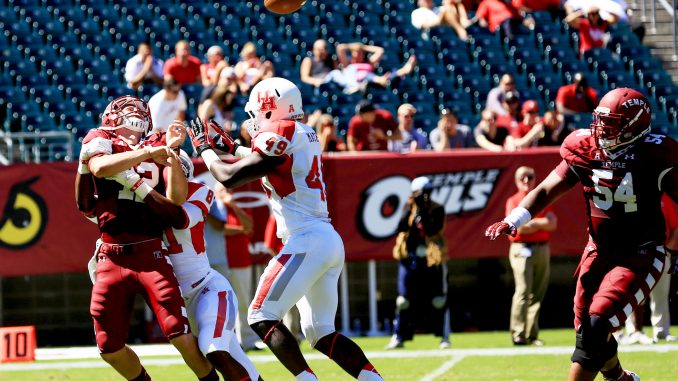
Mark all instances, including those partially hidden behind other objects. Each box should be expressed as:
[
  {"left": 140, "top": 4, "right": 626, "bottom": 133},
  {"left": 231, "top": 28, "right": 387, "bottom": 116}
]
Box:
[
  {"left": 124, "top": 42, "right": 164, "bottom": 90},
  {"left": 411, "top": 0, "right": 470, "bottom": 41},
  {"left": 213, "top": 183, "right": 261, "bottom": 352},
  {"left": 388, "top": 176, "right": 450, "bottom": 350},
  {"left": 389, "top": 103, "right": 429, "bottom": 153},
  {"left": 429, "top": 108, "right": 475, "bottom": 151},
  {"left": 475, "top": 109, "right": 510, "bottom": 151},
  {"left": 495, "top": 91, "right": 521, "bottom": 139},
  {"left": 163, "top": 40, "right": 202, "bottom": 85},
  {"left": 486, "top": 74, "right": 521, "bottom": 116},
  {"left": 555, "top": 72, "right": 599, "bottom": 114},
  {"left": 505, "top": 166, "right": 556, "bottom": 346},
  {"left": 565, "top": 6, "right": 618, "bottom": 56},
  {"left": 200, "top": 45, "right": 235, "bottom": 89},
  {"left": 234, "top": 42, "right": 274, "bottom": 95},
  {"left": 300, "top": 39, "right": 339, "bottom": 88},
  {"left": 314, "top": 114, "right": 346, "bottom": 152},
  {"left": 148, "top": 78, "right": 187, "bottom": 133},
  {"left": 508, "top": 100, "right": 545, "bottom": 150},
  {"left": 537, "top": 109, "right": 570, "bottom": 146},
  {"left": 336, "top": 42, "right": 417, "bottom": 94},
  {"left": 197, "top": 85, "right": 237, "bottom": 133},
  {"left": 473, "top": 0, "right": 535, "bottom": 40},
  {"left": 347, "top": 100, "right": 400, "bottom": 151}
]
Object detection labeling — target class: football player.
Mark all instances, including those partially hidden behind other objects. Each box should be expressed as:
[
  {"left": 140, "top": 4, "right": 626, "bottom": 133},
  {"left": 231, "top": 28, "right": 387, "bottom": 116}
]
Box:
[
  {"left": 187, "top": 77, "right": 385, "bottom": 381},
  {"left": 486, "top": 88, "right": 678, "bottom": 381},
  {"left": 75, "top": 95, "right": 217, "bottom": 381},
  {"left": 108, "top": 151, "right": 264, "bottom": 381}
]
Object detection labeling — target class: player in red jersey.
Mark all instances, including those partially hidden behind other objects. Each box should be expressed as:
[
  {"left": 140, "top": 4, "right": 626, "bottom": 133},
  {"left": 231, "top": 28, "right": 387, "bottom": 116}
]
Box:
[
  {"left": 486, "top": 88, "right": 678, "bottom": 381},
  {"left": 75, "top": 95, "right": 216, "bottom": 381}
]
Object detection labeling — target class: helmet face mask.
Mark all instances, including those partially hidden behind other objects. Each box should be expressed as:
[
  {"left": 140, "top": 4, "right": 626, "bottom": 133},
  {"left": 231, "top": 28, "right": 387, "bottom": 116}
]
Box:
[
  {"left": 243, "top": 77, "right": 304, "bottom": 137},
  {"left": 589, "top": 88, "right": 652, "bottom": 157},
  {"left": 101, "top": 96, "right": 153, "bottom": 136}
]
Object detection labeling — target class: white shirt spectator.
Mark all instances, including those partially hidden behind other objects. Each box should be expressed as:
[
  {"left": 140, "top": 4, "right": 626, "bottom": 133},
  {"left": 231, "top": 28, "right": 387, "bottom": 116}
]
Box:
[
  {"left": 411, "top": 6, "right": 442, "bottom": 29},
  {"left": 565, "top": 0, "right": 628, "bottom": 21},
  {"left": 124, "top": 54, "right": 164, "bottom": 86},
  {"left": 148, "top": 89, "right": 187, "bottom": 132}
]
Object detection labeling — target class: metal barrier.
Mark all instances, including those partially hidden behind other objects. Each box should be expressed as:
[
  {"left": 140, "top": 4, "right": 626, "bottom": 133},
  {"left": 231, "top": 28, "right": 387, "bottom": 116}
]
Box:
[
  {"left": 0, "top": 131, "right": 74, "bottom": 164},
  {"left": 640, "top": 0, "right": 677, "bottom": 59}
]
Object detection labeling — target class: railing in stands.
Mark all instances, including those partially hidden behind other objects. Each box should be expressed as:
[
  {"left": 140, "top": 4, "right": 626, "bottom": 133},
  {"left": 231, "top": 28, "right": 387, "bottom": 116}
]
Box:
[
  {"left": 0, "top": 131, "right": 74, "bottom": 164},
  {"left": 640, "top": 0, "right": 677, "bottom": 59}
]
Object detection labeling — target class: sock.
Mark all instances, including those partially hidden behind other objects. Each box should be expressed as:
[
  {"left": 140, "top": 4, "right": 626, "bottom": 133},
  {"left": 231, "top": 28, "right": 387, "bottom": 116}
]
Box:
[
  {"left": 199, "top": 367, "right": 219, "bottom": 381},
  {"left": 601, "top": 360, "right": 623, "bottom": 381},
  {"left": 130, "top": 367, "right": 151, "bottom": 381},
  {"left": 295, "top": 368, "right": 318, "bottom": 381},
  {"left": 357, "top": 364, "right": 384, "bottom": 381}
]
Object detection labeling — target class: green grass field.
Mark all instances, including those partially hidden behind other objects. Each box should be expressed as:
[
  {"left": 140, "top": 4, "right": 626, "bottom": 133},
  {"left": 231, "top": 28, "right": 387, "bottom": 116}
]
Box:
[{"left": 2, "top": 329, "right": 678, "bottom": 381}]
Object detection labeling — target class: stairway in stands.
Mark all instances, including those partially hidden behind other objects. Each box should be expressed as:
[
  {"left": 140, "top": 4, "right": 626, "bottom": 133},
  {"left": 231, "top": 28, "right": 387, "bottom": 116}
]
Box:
[{"left": 628, "top": 1, "right": 678, "bottom": 83}]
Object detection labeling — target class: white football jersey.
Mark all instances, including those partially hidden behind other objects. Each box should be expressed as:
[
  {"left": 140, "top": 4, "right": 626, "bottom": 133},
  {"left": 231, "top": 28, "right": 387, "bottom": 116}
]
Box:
[
  {"left": 252, "top": 120, "right": 330, "bottom": 241},
  {"left": 165, "top": 182, "right": 215, "bottom": 293}
]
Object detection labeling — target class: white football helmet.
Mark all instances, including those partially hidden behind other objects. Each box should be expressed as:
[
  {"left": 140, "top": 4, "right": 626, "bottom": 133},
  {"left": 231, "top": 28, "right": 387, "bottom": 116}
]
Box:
[
  {"left": 178, "top": 149, "right": 194, "bottom": 179},
  {"left": 244, "top": 77, "right": 304, "bottom": 137},
  {"left": 100, "top": 95, "right": 153, "bottom": 135}
]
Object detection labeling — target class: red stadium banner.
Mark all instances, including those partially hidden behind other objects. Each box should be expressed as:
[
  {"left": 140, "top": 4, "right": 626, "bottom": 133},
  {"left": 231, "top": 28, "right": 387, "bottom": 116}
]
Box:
[{"left": 0, "top": 148, "right": 588, "bottom": 276}]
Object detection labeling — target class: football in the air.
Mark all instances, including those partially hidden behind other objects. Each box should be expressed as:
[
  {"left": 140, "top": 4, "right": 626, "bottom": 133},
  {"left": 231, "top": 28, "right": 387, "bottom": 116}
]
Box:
[{"left": 263, "top": 0, "right": 306, "bottom": 14}]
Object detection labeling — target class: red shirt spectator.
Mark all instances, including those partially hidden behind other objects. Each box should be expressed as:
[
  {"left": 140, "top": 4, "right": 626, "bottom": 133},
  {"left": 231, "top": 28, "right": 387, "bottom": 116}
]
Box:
[
  {"left": 347, "top": 101, "right": 399, "bottom": 151},
  {"left": 163, "top": 40, "right": 202, "bottom": 84},
  {"left": 512, "top": 0, "right": 560, "bottom": 11},
  {"left": 475, "top": 0, "right": 521, "bottom": 32},
  {"left": 556, "top": 83, "right": 598, "bottom": 114},
  {"left": 565, "top": 7, "right": 617, "bottom": 55}
]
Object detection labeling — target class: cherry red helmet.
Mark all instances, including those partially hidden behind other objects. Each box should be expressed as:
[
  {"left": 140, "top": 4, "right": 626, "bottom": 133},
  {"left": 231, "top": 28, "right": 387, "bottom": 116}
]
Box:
[
  {"left": 590, "top": 87, "right": 652, "bottom": 156},
  {"left": 100, "top": 95, "right": 153, "bottom": 134}
]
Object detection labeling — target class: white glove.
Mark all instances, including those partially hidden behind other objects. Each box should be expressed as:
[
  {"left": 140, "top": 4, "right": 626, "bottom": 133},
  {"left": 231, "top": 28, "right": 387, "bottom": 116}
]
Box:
[
  {"left": 106, "top": 168, "right": 153, "bottom": 200},
  {"left": 78, "top": 145, "right": 95, "bottom": 174}
]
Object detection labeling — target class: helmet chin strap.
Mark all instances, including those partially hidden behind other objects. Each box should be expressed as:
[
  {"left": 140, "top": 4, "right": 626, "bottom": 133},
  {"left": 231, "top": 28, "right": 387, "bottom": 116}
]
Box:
[{"left": 600, "top": 126, "right": 650, "bottom": 159}]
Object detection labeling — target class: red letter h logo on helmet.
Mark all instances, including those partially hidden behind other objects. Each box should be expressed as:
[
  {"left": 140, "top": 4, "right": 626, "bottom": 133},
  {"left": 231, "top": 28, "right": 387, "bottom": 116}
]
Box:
[{"left": 258, "top": 91, "right": 277, "bottom": 112}]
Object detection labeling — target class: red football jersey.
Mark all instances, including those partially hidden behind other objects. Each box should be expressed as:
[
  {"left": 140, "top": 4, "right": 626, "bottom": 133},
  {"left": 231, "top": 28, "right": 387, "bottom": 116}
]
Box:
[
  {"left": 554, "top": 129, "right": 678, "bottom": 250},
  {"left": 82, "top": 129, "right": 170, "bottom": 243}
]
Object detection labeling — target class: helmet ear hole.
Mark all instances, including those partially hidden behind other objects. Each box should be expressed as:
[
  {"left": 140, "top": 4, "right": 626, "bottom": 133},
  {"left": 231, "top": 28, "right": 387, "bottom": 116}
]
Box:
[{"left": 265, "top": 111, "right": 272, "bottom": 119}]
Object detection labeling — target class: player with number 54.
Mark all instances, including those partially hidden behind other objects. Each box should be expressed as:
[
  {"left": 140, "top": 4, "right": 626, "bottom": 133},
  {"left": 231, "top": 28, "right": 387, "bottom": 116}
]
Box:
[
  {"left": 186, "top": 77, "right": 385, "bottom": 381},
  {"left": 486, "top": 88, "right": 678, "bottom": 381}
]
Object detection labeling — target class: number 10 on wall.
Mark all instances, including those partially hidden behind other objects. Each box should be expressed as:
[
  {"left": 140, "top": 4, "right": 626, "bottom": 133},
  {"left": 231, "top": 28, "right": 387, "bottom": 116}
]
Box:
[{"left": 0, "top": 326, "right": 36, "bottom": 363}]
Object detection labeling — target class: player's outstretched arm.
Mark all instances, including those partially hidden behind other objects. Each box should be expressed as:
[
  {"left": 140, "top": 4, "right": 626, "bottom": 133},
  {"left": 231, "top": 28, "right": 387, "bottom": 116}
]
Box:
[
  {"left": 486, "top": 170, "right": 574, "bottom": 240},
  {"left": 89, "top": 146, "right": 171, "bottom": 178},
  {"left": 165, "top": 149, "right": 188, "bottom": 205}
]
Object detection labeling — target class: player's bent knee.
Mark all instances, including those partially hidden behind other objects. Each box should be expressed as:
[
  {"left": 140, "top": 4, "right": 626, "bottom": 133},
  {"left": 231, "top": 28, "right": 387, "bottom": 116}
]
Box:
[
  {"left": 303, "top": 324, "right": 335, "bottom": 347},
  {"left": 571, "top": 315, "right": 617, "bottom": 371}
]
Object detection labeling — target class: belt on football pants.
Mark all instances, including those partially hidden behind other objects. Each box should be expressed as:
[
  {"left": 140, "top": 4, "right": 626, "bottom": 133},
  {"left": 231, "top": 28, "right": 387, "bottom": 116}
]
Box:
[{"left": 99, "top": 238, "right": 163, "bottom": 256}]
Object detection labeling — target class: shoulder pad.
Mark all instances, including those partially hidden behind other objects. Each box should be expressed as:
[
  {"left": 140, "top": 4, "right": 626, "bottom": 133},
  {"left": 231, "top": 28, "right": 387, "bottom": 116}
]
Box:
[
  {"left": 260, "top": 120, "right": 297, "bottom": 141},
  {"left": 560, "top": 129, "right": 596, "bottom": 163},
  {"left": 82, "top": 128, "right": 113, "bottom": 145}
]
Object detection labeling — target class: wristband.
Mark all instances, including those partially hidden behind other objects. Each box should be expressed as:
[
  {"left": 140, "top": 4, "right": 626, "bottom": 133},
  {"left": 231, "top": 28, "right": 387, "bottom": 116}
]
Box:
[
  {"left": 130, "top": 179, "right": 153, "bottom": 199},
  {"left": 78, "top": 161, "right": 90, "bottom": 175},
  {"left": 504, "top": 207, "right": 532, "bottom": 229},
  {"left": 201, "top": 149, "right": 220, "bottom": 171}
]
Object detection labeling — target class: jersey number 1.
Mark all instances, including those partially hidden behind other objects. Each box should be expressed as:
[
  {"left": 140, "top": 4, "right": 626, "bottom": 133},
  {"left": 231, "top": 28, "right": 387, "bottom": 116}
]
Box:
[
  {"left": 592, "top": 169, "right": 637, "bottom": 212},
  {"left": 305, "top": 155, "right": 326, "bottom": 201}
]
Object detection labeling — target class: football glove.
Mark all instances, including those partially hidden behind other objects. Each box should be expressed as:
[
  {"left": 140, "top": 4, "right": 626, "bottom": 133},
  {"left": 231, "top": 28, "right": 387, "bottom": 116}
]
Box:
[
  {"left": 106, "top": 168, "right": 153, "bottom": 200},
  {"left": 209, "top": 120, "right": 240, "bottom": 156},
  {"left": 78, "top": 143, "right": 98, "bottom": 174},
  {"left": 485, "top": 221, "right": 517, "bottom": 240},
  {"left": 666, "top": 247, "right": 678, "bottom": 275},
  {"left": 186, "top": 117, "right": 214, "bottom": 156}
]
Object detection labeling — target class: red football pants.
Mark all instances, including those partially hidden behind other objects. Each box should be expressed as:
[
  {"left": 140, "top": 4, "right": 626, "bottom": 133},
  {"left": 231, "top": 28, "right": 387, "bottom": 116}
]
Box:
[
  {"left": 90, "top": 240, "right": 189, "bottom": 353},
  {"left": 573, "top": 240, "right": 666, "bottom": 331}
]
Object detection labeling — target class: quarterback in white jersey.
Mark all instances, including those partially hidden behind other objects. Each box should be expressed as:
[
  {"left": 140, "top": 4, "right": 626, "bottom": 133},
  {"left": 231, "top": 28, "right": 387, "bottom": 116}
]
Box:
[
  {"left": 187, "top": 77, "right": 384, "bottom": 381},
  {"left": 163, "top": 154, "right": 262, "bottom": 381}
]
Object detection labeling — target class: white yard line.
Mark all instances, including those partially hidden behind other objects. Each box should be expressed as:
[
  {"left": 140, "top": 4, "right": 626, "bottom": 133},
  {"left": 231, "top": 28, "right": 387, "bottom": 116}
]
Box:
[
  {"left": 419, "top": 355, "right": 466, "bottom": 381},
  {"left": 1, "top": 344, "right": 678, "bottom": 372}
]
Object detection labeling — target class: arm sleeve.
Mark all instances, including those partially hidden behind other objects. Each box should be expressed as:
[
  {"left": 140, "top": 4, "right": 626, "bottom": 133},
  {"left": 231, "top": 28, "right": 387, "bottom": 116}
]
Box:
[
  {"left": 183, "top": 185, "right": 213, "bottom": 228},
  {"left": 554, "top": 160, "right": 579, "bottom": 184}
]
